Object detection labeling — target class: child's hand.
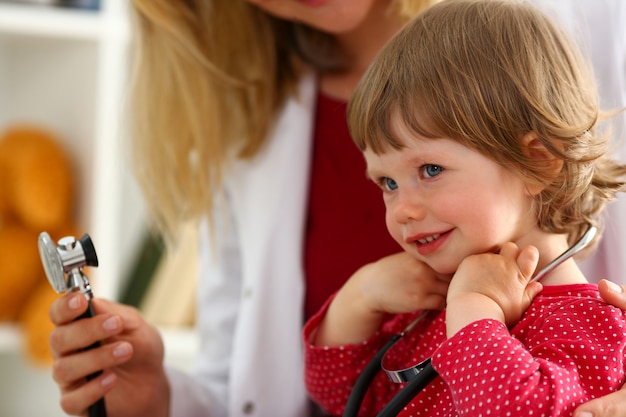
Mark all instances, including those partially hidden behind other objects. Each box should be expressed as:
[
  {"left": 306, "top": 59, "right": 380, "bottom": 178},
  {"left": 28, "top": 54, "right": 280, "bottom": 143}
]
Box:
[
  {"left": 352, "top": 251, "right": 449, "bottom": 315},
  {"left": 445, "top": 242, "right": 543, "bottom": 337},
  {"left": 313, "top": 252, "right": 449, "bottom": 346}
]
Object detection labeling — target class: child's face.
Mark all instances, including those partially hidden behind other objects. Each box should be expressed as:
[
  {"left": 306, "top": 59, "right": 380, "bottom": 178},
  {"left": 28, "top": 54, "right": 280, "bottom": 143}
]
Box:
[{"left": 363, "top": 122, "right": 539, "bottom": 276}]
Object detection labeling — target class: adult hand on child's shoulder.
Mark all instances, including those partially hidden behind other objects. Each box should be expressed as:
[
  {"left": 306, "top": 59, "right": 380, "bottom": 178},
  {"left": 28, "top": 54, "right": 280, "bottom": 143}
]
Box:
[
  {"left": 596, "top": 279, "right": 626, "bottom": 310},
  {"left": 574, "top": 384, "right": 626, "bottom": 417},
  {"left": 573, "top": 280, "right": 626, "bottom": 417}
]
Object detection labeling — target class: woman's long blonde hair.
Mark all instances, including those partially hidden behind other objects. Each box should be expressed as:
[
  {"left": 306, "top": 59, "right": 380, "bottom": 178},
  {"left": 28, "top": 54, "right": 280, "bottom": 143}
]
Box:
[
  {"left": 128, "top": 0, "right": 437, "bottom": 241},
  {"left": 349, "top": 0, "right": 626, "bottom": 250}
]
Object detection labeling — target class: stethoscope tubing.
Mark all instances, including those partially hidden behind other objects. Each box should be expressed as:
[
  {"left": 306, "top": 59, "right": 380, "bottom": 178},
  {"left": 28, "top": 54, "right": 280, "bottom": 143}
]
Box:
[
  {"left": 342, "top": 334, "right": 438, "bottom": 417},
  {"left": 80, "top": 298, "right": 107, "bottom": 417},
  {"left": 376, "top": 361, "right": 438, "bottom": 417},
  {"left": 343, "top": 335, "right": 402, "bottom": 417}
]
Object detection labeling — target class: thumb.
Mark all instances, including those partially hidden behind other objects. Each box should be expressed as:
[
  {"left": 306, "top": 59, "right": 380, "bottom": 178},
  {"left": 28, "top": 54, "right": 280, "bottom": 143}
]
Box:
[
  {"left": 517, "top": 245, "right": 540, "bottom": 281},
  {"left": 525, "top": 281, "right": 543, "bottom": 304}
]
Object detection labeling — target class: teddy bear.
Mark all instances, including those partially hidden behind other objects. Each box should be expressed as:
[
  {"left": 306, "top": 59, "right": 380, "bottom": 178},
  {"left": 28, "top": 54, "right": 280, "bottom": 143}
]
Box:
[{"left": 0, "top": 124, "right": 79, "bottom": 366}]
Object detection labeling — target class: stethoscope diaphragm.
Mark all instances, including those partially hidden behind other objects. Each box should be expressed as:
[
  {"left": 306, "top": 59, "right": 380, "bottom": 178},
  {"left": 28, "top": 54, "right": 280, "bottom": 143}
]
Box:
[{"left": 38, "top": 231, "right": 68, "bottom": 294}]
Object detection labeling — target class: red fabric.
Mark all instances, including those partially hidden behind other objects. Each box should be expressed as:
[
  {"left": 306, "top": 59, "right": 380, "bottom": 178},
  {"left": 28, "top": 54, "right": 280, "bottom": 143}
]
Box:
[
  {"left": 303, "top": 284, "right": 626, "bottom": 416},
  {"left": 304, "top": 92, "right": 400, "bottom": 321}
]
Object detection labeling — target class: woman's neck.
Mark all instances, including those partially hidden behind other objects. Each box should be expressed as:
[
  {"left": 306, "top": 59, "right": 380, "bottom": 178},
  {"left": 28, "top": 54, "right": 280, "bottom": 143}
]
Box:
[{"left": 320, "top": 3, "right": 404, "bottom": 101}]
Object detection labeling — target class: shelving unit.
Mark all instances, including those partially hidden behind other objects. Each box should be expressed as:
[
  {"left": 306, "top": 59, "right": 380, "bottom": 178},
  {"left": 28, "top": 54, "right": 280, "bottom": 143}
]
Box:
[
  {"left": 0, "top": 0, "right": 142, "bottom": 300},
  {"left": 0, "top": 2, "right": 198, "bottom": 415}
]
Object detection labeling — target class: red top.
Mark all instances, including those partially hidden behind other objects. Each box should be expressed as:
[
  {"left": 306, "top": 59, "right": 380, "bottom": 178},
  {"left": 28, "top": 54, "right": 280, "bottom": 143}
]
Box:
[
  {"left": 303, "top": 92, "right": 400, "bottom": 321},
  {"left": 304, "top": 284, "right": 626, "bottom": 416}
]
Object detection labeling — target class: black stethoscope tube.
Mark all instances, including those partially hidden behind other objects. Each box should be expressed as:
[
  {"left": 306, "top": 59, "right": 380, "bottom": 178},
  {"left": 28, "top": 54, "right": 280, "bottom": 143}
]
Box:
[
  {"left": 79, "top": 299, "right": 107, "bottom": 417},
  {"left": 342, "top": 333, "right": 438, "bottom": 417},
  {"left": 377, "top": 360, "right": 438, "bottom": 417},
  {"left": 343, "top": 335, "right": 402, "bottom": 416}
]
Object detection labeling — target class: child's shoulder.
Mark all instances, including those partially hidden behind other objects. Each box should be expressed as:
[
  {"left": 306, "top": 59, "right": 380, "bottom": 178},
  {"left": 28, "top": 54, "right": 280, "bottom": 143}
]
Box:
[
  {"left": 531, "top": 283, "right": 609, "bottom": 312},
  {"left": 522, "top": 282, "right": 626, "bottom": 327},
  {"left": 537, "top": 283, "right": 601, "bottom": 300},
  {"left": 515, "top": 283, "right": 626, "bottom": 346}
]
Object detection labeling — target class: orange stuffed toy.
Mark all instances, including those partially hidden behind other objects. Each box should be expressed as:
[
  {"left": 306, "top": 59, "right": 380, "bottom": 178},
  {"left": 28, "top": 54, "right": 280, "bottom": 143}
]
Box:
[{"left": 0, "top": 124, "right": 80, "bottom": 366}]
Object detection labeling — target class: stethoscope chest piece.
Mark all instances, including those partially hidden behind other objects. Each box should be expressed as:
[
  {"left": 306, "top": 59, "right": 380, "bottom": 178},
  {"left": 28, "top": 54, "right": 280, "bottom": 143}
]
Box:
[
  {"left": 38, "top": 232, "right": 67, "bottom": 293},
  {"left": 37, "top": 231, "right": 99, "bottom": 295}
]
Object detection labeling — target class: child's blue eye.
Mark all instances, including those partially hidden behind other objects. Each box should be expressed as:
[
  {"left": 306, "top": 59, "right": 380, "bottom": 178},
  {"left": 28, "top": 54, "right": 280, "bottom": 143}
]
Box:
[
  {"left": 423, "top": 164, "right": 444, "bottom": 178},
  {"left": 384, "top": 178, "right": 398, "bottom": 191}
]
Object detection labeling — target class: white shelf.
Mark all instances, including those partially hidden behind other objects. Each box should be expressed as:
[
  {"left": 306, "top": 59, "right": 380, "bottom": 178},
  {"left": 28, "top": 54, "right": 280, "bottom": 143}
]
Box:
[
  {"left": 0, "top": 2, "right": 196, "bottom": 413},
  {"left": 0, "top": 323, "right": 20, "bottom": 352},
  {"left": 0, "top": 0, "right": 144, "bottom": 301},
  {"left": 0, "top": 2, "right": 129, "bottom": 41}
]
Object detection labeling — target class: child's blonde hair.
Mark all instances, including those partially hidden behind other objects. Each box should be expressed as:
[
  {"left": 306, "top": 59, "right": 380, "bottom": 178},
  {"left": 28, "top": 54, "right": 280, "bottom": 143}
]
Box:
[
  {"left": 348, "top": 0, "right": 626, "bottom": 249},
  {"left": 128, "top": 0, "right": 438, "bottom": 241}
]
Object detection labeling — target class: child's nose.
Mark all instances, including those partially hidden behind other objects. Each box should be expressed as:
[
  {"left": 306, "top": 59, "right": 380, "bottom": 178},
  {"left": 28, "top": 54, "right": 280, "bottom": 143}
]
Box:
[{"left": 391, "top": 191, "right": 426, "bottom": 224}]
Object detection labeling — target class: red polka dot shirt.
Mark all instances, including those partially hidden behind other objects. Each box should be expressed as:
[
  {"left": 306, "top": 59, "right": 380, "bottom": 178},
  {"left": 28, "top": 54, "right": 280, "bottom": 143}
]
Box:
[{"left": 304, "top": 284, "right": 626, "bottom": 416}]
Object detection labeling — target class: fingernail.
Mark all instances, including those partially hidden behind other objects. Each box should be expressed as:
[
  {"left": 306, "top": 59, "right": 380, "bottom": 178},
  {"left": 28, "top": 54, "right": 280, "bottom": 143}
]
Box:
[
  {"left": 102, "top": 316, "right": 120, "bottom": 332},
  {"left": 575, "top": 412, "right": 593, "bottom": 417},
  {"left": 606, "top": 280, "right": 624, "bottom": 294},
  {"left": 68, "top": 296, "right": 81, "bottom": 310},
  {"left": 101, "top": 373, "right": 116, "bottom": 387},
  {"left": 112, "top": 342, "right": 131, "bottom": 358}
]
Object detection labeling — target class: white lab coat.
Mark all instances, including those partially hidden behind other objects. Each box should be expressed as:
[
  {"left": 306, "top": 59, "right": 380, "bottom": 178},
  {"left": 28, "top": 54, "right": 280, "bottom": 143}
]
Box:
[
  {"left": 167, "top": 71, "right": 318, "bottom": 417},
  {"left": 164, "top": 2, "right": 626, "bottom": 416}
]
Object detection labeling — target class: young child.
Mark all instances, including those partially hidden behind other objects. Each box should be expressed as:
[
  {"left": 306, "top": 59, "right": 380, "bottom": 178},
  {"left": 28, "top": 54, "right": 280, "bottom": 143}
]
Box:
[{"left": 303, "top": 0, "right": 626, "bottom": 416}]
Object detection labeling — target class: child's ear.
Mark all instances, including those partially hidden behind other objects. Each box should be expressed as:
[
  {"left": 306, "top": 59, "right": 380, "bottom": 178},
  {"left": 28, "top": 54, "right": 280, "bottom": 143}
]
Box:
[{"left": 520, "top": 131, "right": 563, "bottom": 196}]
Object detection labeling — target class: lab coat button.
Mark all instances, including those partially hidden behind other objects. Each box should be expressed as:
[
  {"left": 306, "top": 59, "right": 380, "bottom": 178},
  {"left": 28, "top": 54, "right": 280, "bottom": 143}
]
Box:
[{"left": 242, "top": 401, "right": 255, "bottom": 414}]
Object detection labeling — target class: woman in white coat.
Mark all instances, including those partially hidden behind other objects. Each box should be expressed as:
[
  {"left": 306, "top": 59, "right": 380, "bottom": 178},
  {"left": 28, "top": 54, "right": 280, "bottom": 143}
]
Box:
[
  {"left": 47, "top": 1, "right": 626, "bottom": 416},
  {"left": 48, "top": 1, "right": 432, "bottom": 416}
]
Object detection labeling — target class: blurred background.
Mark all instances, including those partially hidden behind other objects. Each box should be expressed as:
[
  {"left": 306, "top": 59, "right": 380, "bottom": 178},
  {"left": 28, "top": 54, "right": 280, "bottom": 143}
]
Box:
[{"left": 0, "top": 1, "right": 198, "bottom": 415}]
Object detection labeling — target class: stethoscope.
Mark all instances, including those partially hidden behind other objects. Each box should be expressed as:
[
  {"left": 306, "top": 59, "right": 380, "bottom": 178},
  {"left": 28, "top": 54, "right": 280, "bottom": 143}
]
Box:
[
  {"left": 38, "top": 232, "right": 107, "bottom": 417},
  {"left": 343, "top": 225, "right": 598, "bottom": 417}
]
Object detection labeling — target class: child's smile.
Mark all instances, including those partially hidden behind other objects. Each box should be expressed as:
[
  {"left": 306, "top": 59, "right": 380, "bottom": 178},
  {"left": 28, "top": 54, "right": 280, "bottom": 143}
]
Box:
[{"left": 407, "top": 229, "right": 453, "bottom": 256}]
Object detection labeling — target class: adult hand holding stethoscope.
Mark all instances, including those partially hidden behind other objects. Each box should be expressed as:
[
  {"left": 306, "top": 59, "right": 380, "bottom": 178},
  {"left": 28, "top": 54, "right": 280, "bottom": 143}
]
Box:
[{"left": 42, "top": 234, "right": 169, "bottom": 417}]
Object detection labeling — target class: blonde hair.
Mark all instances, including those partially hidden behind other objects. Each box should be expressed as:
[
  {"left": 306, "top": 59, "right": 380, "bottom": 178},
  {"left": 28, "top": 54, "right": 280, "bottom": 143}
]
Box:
[
  {"left": 348, "top": 0, "right": 626, "bottom": 249},
  {"left": 128, "top": 0, "right": 437, "bottom": 241}
]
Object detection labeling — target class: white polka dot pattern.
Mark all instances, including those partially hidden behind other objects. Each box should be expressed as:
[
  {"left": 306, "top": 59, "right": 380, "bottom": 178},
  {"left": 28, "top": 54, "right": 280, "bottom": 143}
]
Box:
[{"left": 303, "top": 284, "right": 626, "bottom": 416}]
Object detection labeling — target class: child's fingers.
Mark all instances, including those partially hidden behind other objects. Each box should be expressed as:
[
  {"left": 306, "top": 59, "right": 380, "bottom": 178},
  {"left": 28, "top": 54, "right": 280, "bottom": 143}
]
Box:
[
  {"left": 497, "top": 241, "right": 520, "bottom": 259},
  {"left": 524, "top": 281, "right": 543, "bottom": 303},
  {"left": 516, "top": 245, "right": 539, "bottom": 281}
]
